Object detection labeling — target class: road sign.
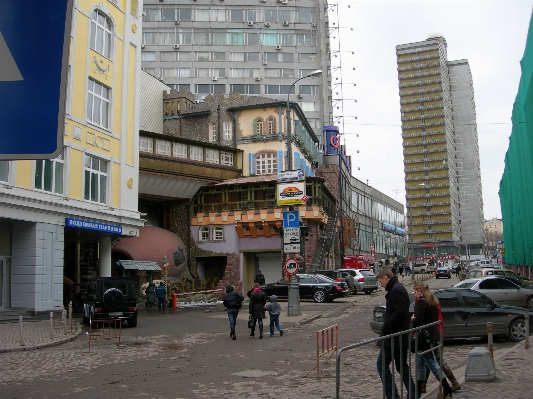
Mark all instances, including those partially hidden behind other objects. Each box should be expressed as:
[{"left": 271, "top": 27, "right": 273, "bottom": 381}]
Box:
[
  {"left": 284, "top": 235, "right": 300, "bottom": 244},
  {"left": 0, "top": 0, "right": 73, "bottom": 159},
  {"left": 277, "top": 170, "right": 305, "bottom": 183},
  {"left": 282, "top": 210, "right": 299, "bottom": 228},
  {"left": 284, "top": 243, "right": 301, "bottom": 253},
  {"left": 283, "top": 227, "right": 300, "bottom": 236},
  {"left": 284, "top": 258, "right": 299, "bottom": 275}
]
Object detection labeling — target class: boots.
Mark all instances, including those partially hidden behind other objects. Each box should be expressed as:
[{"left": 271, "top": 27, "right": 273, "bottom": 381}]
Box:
[
  {"left": 443, "top": 365, "right": 461, "bottom": 392},
  {"left": 259, "top": 324, "right": 263, "bottom": 339},
  {"left": 230, "top": 327, "right": 236, "bottom": 340},
  {"left": 250, "top": 326, "right": 255, "bottom": 337},
  {"left": 441, "top": 379, "right": 453, "bottom": 398},
  {"left": 420, "top": 369, "right": 428, "bottom": 393},
  {"left": 417, "top": 380, "right": 424, "bottom": 398}
]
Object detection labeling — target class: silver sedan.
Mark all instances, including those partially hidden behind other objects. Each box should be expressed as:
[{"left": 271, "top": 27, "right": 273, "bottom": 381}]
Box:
[{"left": 454, "top": 276, "right": 533, "bottom": 309}]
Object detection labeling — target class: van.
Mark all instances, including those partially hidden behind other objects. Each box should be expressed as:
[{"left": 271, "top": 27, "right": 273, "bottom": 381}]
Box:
[{"left": 479, "top": 259, "right": 492, "bottom": 267}]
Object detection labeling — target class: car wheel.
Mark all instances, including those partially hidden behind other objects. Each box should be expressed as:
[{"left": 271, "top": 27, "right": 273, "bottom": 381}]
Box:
[
  {"left": 313, "top": 289, "right": 326, "bottom": 303},
  {"left": 364, "top": 289, "right": 372, "bottom": 295},
  {"left": 527, "top": 296, "right": 533, "bottom": 310},
  {"left": 128, "top": 317, "right": 138, "bottom": 328},
  {"left": 103, "top": 288, "right": 124, "bottom": 309},
  {"left": 508, "top": 318, "right": 526, "bottom": 342}
]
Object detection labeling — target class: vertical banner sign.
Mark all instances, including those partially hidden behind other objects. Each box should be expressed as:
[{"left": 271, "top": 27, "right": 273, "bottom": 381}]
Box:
[{"left": 0, "top": 0, "right": 73, "bottom": 159}]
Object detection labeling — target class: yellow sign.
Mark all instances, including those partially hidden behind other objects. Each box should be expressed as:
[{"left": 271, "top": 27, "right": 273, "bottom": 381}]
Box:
[{"left": 277, "top": 182, "right": 306, "bottom": 206}]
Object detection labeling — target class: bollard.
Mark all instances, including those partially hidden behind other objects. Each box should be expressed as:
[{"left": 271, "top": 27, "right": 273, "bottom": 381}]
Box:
[
  {"left": 19, "top": 316, "right": 25, "bottom": 346},
  {"left": 69, "top": 302, "right": 73, "bottom": 333},
  {"left": 63, "top": 308, "right": 67, "bottom": 335},
  {"left": 526, "top": 311, "right": 530, "bottom": 349},
  {"left": 50, "top": 311, "right": 54, "bottom": 339},
  {"left": 487, "top": 322, "right": 493, "bottom": 361}
]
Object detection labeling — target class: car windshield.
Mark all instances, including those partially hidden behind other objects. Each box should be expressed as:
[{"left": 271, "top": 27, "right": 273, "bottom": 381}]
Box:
[{"left": 455, "top": 282, "right": 475, "bottom": 289}]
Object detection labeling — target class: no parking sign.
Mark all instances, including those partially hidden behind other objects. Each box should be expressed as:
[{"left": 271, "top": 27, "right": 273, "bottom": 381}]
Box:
[{"left": 284, "top": 258, "right": 299, "bottom": 275}]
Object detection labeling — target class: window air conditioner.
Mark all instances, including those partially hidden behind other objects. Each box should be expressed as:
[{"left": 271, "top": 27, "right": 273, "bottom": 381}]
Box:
[
  {"left": 247, "top": 21, "right": 254, "bottom": 26},
  {"left": 281, "top": 0, "right": 288, "bottom": 4},
  {"left": 141, "top": 44, "right": 145, "bottom": 49},
  {"left": 175, "top": 21, "right": 180, "bottom": 25},
  {"left": 212, "top": 76, "right": 218, "bottom": 81},
  {"left": 262, "top": 61, "right": 268, "bottom": 65},
  {"left": 264, "top": 22, "right": 270, "bottom": 27},
  {"left": 282, "top": 21, "right": 289, "bottom": 26},
  {"left": 311, "top": 23, "right": 316, "bottom": 27},
  {"left": 275, "top": 45, "right": 282, "bottom": 50},
  {"left": 255, "top": 77, "right": 261, "bottom": 81},
  {"left": 297, "top": 94, "right": 303, "bottom": 99},
  {"left": 174, "top": 44, "right": 180, "bottom": 49},
  {"left": 261, "top": 0, "right": 266, "bottom": 2}
]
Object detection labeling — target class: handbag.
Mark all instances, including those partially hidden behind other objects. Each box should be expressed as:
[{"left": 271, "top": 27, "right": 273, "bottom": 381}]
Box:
[
  {"left": 411, "top": 329, "right": 431, "bottom": 353},
  {"left": 247, "top": 315, "right": 254, "bottom": 329}
]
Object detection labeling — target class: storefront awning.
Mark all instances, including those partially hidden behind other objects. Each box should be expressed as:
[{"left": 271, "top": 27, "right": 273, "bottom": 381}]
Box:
[{"left": 116, "top": 260, "right": 161, "bottom": 271}]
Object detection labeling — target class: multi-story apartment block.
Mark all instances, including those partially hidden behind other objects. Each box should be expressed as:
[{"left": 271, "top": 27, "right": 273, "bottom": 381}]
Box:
[
  {"left": 0, "top": 0, "right": 144, "bottom": 312},
  {"left": 140, "top": 0, "right": 332, "bottom": 137},
  {"left": 396, "top": 34, "right": 484, "bottom": 264}
]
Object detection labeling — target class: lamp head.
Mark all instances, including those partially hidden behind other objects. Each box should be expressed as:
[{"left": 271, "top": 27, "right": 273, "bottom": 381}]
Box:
[{"left": 306, "top": 69, "right": 323, "bottom": 78}]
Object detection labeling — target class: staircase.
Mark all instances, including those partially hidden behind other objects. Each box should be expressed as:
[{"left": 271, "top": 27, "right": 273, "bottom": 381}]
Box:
[
  {"left": 310, "top": 206, "right": 340, "bottom": 272},
  {"left": 0, "top": 309, "right": 38, "bottom": 324}
]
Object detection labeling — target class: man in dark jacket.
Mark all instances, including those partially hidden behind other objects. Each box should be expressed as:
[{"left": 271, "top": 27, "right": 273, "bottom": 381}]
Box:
[
  {"left": 155, "top": 281, "right": 167, "bottom": 312},
  {"left": 376, "top": 269, "right": 416, "bottom": 399},
  {"left": 254, "top": 270, "right": 266, "bottom": 285},
  {"left": 223, "top": 285, "right": 244, "bottom": 340}
]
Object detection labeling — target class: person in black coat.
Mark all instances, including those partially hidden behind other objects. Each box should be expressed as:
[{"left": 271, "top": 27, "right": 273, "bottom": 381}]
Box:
[
  {"left": 223, "top": 285, "right": 244, "bottom": 340},
  {"left": 248, "top": 283, "right": 267, "bottom": 338},
  {"left": 376, "top": 269, "right": 416, "bottom": 399},
  {"left": 254, "top": 270, "right": 266, "bottom": 285}
]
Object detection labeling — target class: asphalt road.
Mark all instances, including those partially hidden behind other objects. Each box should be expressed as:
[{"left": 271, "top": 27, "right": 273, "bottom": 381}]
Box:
[{"left": 0, "top": 274, "right": 516, "bottom": 399}]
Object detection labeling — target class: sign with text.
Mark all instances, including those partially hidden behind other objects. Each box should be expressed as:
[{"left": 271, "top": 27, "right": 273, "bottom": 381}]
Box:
[
  {"left": 277, "top": 170, "right": 305, "bottom": 183},
  {"left": 284, "top": 235, "right": 300, "bottom": 244},
  {"left": 277, "top": 182, "right": 306, "bottom": 206},
  {"left": 65, "top": 218, "right": 122, "bottom": 234},
  {"left": 284, "top": 243, "right": 301, "bottom": 253},
  {"left": 283, "top": 227, "right": 300, "bottom": 236}
]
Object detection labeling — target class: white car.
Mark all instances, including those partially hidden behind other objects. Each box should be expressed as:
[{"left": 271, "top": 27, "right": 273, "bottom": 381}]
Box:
[{"left": 454, "top": 276, "right": 533, "bottom": 309}]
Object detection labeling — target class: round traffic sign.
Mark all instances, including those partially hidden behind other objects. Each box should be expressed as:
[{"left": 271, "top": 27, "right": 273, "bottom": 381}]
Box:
[{"left": 284, "top": 257, "right": 299, "bottom": 275}]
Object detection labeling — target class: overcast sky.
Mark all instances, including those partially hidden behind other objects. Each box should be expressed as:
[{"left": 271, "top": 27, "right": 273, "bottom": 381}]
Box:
[{"left": 328, "top": 0, "right": 533, "bottom": 220}]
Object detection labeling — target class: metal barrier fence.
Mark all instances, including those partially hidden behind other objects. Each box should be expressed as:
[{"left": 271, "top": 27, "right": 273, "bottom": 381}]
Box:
[
  {"left": 304, "top": 324, "right": 338, "bottom": 378},
  {"left": 335, "top": 321, "right": 443, "bottom": 399}
]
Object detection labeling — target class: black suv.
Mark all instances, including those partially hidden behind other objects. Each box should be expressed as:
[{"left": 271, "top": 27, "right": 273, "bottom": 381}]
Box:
[{"left": 82, "top": 277, "right": 138, "bottom": 327}]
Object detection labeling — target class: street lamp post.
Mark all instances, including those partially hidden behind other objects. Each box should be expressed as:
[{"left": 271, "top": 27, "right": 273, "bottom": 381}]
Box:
[{"left": 286, "top": 69, "right": 322, "bottom": 170}]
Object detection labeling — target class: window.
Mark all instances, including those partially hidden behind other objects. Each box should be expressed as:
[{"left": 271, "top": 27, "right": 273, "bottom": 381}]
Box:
[
  {"left": 297, "top": 33, "right": 314, "bottom": 46},
  {"left": 193, "top": 30, "right": 209, "bottom": 45},
  {"left": 155, "top": 140, "right": 171, "bottom": 156},
  {"left": 159, "top": 30, "right": 176, "bottom": 45},
  {"left": 227, "top": 29, "right": 244, "bottom": 45},
  {"left": 212, "top": 30, "right": 226, "bottom": 46},
  {"left": 206, "top": 149, "right": 219, "bottom": 164},
  {"left": 299, "top": 69, "right": 316, "bottom": 78},
  {"left": 461, "top": 290, "right": 493, "bottom": 308},
  {"left": 230, "top": 84, "right": 260, "bottom": 94},
  {"left": 160, "top": 8, "right": 175, "bottom": 21},
  {"left": 195, "top": 84, "right": 225, "bottom": 94},
  {"left": 299, "top": 53, "right": 316, "bottom": 63},
  {"left": 179, "top": 30, "right": 192, "bottom": 45},
  {"left": 35, "top": 152, "right": 64, "bottom": 194},
  {"left": 142, "top": 31, "right": 158, "bottom": 45},
  {"left": 190, "top": 146, "right": 203, "bottom": 161},
  {"left": 230, "top": 9, "right": 244, "bottom": 22},
  {"left": 210, "top": 124, "right": 217, "bottom": 142},
  {"left": 195, "top": 9, "right": 210, "bottom": 21},
  {"left": 436, "top": 291, "right": 460, "bottom": 308},
  {"left": 141, "top": 52, "right": 156, "bottom": 61},
  {"left": 0, "top": 161, "right": 8, "bottom": 182},
  {"left": 221, "top": 152, "right": 233, "bottom": 166},
  {"left": 245, "top": 31, "right": 260, "bottom": 46},
  {"left": 87, "top": 79, "right": 110, "bottom": 129},
  {"left": 90, "top": 9, "right": 112, "bottom": 58},
  {"left": 199, "top": 226, "right": 210, "bottom": 241},
  {"left": 265, "top": 85, "right": 291, "bottom": 94},
  {"left": 256, "top": 152, "right": 277, "bottom": 175},
  {"left": 212, "top": 9, "right": 226, "bottom": 22},
  {"left": 177, "top": 7, "right": 192, "bottom": 21},
  {"left": 84, "top": 154, "right": 107, "bottom": 204},
  {"left": 255, "top": 118, "right": 264, "bottom": 135},
  {"left": 144, "top": 8, "right": 159, "bottom": 22},
  {"left": 139, "top": 137, "right": 153, "bottom": 153},
  {"left": 295, "top": 9, "right": 314, "bottom": 23},
  {"left": 173, "top": 143, "right": 187, "bottom": 158},
  {"left": 229, "top": 52, "right": 244, "bottom": 62},
  {"left": 213, "top": 52, "right": 225, "bottom": 61},
  {"left": 300, "top": 102, "right": 317, "bottom": 112},
  {"left": 266, "top": 52, "right": 294, "bottom": 63},
  {"left": 267, "top": 117, "right": 276, "bottom": 134},
  {"left": 299, "top": 85, "right": 319, "bottom": 95},
  {"left": 197, "top": 52, "right": 210, "bottom": 61},
  {"left": 213, "top": 226, "right": 224, "bottom": 241},
  {"left": 224, "top": 122, "right": 232, "bottom": 140}
]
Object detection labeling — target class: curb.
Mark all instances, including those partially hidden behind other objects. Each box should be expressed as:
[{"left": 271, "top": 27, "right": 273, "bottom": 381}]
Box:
[
  {"left": 0, "top": 321, "right": 84, "bottom": 353},
  {"left": 297, "top": 301, "right": 357, "bottom": 326}
]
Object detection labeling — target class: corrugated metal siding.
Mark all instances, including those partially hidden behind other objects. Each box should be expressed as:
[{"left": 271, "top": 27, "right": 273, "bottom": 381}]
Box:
[{"left": 139, "top": 70, "right": 168, "bottom": 134}]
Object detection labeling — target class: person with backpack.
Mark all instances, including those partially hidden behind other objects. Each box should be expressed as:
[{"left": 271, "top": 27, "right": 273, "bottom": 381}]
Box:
[{"left": 223, "top": 285, "right": 244, "bottom": 340}]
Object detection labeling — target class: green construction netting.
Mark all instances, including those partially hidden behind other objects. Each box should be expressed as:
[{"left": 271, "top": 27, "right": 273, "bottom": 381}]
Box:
[{"left": 499, "top": 10, "right": 533, "bottom": 267}]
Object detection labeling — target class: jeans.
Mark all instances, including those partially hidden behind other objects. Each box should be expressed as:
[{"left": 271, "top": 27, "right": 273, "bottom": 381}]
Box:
[
  {"left": 269, "top": 315, "right": 282, "bottom": 335},
  {"left": 227, "top": 308, "right": 239, "bottom": 328},
  {"left": 377, "top": 347, "right": 416, "bottom": 399},
  {"left": 417, "top": 345, "right": 442, "bottom": 381},
  {"left": 252, "top": 317, "right": 263, "bottom": 329},
  {"left": 157, "top": 297, "right": 166, "bottom": 311}
]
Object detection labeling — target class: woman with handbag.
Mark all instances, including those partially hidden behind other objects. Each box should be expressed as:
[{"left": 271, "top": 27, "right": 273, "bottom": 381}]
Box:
[
  {"left": 411, "top": 282, "right": 453, "bottom": 398},
  {"left": 248, "top": 283, "right": 267, "bottom": 338}
]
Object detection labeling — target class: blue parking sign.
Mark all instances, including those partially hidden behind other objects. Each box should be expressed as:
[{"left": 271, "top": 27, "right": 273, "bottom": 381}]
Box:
[
  {"left": 0, "top": 0, "right": 73, "bottom": 159},
  {"left": 282, "top": 210, "right": 299, "bottom": 228}
]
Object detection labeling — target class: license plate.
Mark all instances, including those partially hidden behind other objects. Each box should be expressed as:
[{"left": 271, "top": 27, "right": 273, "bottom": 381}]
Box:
[{"left": 109, "top": 312, "right": 123, "bottom": 316}]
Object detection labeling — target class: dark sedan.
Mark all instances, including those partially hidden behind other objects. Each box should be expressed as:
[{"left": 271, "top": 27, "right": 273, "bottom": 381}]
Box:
[
  {"left": 261, "top": 273, "right": 350, "bottom": 303},
  {"left": 370, "top": 288, "right": 533, "bottom": 342},
  {"left": 435, "top": 266, "right": 452, "bottom": 279}
]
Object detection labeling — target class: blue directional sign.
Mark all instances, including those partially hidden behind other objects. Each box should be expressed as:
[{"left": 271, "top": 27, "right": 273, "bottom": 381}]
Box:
[
  {"left": 0, "top": 0, "right": 73, "bottom": 160},
  {"left": 282, "top": 210, "right": 299, "bottom": 228}
]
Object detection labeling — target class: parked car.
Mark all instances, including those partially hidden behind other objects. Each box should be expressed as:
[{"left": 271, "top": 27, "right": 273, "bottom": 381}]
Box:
[
  {"left": 370, "top": 288, "right": 533, "bottom": 342},
  {"left": 261, "top": 273, "right": 349, "bottom": 303},
  {"left": 454, "top": 276, "right": 533, "bottom": 309},
  {"left": 466, "top": 268, "right": 533, "bottom": 287},
  {"left": 315, "top": 269, "right": 355, "bottom": 294},
  {"left": 82, "top": 277, "right": 138, "bottom": 327},
  {"left": 412, "top": 262, "right": 428, "bottom": 274},
  {"left": 338, "top": 268, "right": 378, "bottom": 294},
  {"left": 435, "top": 266, "right": 452, "bottom": 279}
]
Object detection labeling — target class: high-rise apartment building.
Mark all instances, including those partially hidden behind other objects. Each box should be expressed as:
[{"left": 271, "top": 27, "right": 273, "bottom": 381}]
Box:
[
  {"left": 140, "top": 0, "right": 332, "bottom": 134},
  {"left": 396, "top": 34, "right": 484, "bottom": 263}
]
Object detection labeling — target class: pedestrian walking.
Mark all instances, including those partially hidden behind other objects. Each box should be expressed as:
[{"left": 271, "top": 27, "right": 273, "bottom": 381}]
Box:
[
  {"left": 155, "top": 281, "right": 167, "bottom": 312},
  {"left": 375, "top": 269, "right": 416, "bottom": 399},
  {"left": 248, "top": 283, "right": 267, "bottom": 338},
  {"left": 254, "top": 270, "right": 266, "bottom": 285},
  {"left": 223, "top": 285, "right": 244, "bottom": 340},
  {"left": 455, "top": 264, "right": 461, "bottom": 278},
  {"left": 411, "top": 282, "right": 453, "bottom": 398},
  {"left": 405, "top": 264, "right": 411, "bottom": 276},
  {"left": 265, "top": 295, "right": 283, "bottom": 337},
  {"left": 399, "top": 264, "right": 405, "bottom": 276}
]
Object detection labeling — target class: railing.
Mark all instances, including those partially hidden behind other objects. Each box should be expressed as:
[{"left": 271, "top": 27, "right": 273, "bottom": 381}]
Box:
[
  {"left": 335, "top": 321, "right": 443, "bottom": 399},
  {"left": 304, "top": 324, "right": 338, "bottom": 378}
]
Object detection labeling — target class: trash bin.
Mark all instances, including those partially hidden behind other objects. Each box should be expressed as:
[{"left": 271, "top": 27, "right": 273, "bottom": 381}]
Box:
[{"left": 171, "top": 293, "right": 178, "bottom": 308}]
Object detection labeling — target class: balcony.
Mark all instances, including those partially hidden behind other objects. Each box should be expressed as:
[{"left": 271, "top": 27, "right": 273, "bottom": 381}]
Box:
[
  {"left": 403, "top": 138, "right": 447, "bottom": 146},
  {"left": 400, "top": 95, "right": 443, "bottom": 105},
  {"left": 401, "top": 86, "right": 443, "bottom": 96},
  {"left": 397, "top": 53, "right": 440, "bottom": 64},
  {"left": 405, "top": 174, "right": 449, "bottom": 182},
  {"left": 402, "top": 129, "right": 446, "bottom": 139},
  {"left": 397, "top": 61, "right": 441, "bottom": 72}
]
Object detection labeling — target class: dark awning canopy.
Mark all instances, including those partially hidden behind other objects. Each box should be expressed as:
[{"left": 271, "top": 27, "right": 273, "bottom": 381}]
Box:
[{"left": 116, "top": 260, "right": 162, "bottom": 271}]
